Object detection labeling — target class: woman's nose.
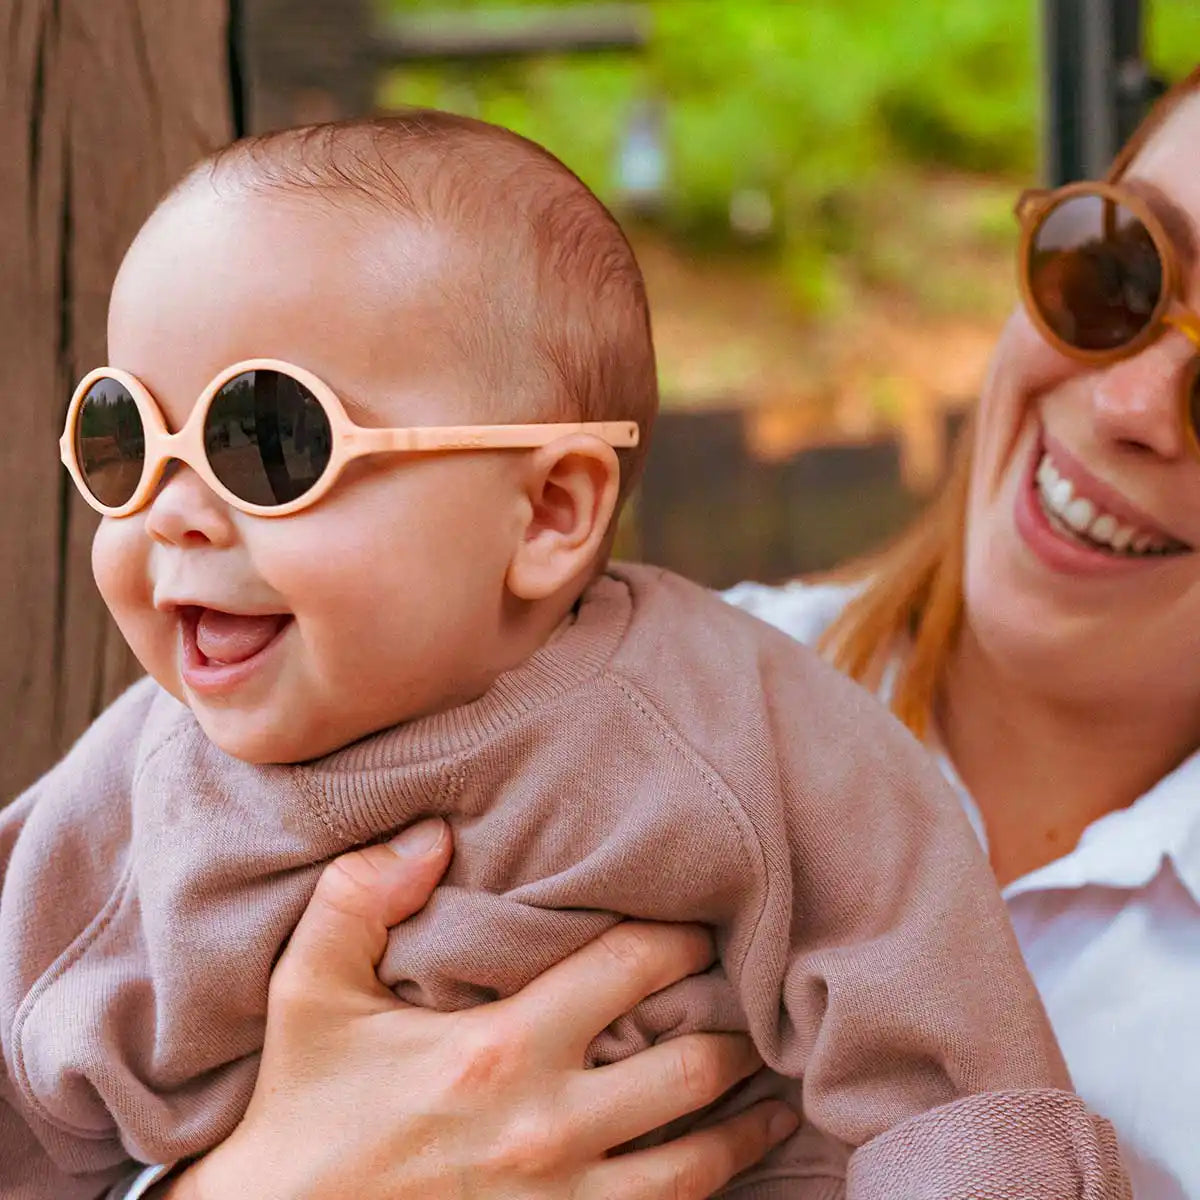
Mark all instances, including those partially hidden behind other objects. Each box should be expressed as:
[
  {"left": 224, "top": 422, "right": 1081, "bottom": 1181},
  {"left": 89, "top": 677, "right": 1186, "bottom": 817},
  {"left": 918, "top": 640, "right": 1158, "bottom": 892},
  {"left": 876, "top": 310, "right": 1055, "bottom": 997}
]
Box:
[
  {"left": 143, "top": 462, "right": 238, "bottom": 548},
  {"left": 1089, "top": 329, "right": 1196, "bottom": 459}
]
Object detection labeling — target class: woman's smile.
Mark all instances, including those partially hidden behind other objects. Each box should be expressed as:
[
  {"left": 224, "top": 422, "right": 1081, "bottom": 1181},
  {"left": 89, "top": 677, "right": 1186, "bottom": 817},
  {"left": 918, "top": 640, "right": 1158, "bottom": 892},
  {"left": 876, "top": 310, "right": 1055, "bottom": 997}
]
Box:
[
  {"left": 1035, "top": 430, "right": 1191, "bottom": 555},
  {"left": 1013, "top": 423, "right": 1193, "bottom": 577}
]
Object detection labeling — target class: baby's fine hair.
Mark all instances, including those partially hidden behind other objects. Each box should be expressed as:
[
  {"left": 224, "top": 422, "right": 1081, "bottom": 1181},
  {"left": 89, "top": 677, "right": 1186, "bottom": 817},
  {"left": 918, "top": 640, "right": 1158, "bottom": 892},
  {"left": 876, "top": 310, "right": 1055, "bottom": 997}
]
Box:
[{"left": 177, "top": 109, "right": 658, "bottom": 506}]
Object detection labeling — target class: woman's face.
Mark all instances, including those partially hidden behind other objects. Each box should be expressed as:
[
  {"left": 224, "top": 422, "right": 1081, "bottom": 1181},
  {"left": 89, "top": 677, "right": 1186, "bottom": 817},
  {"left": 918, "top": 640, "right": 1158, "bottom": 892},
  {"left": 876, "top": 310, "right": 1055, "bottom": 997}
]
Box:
[{"left": 965, "top": 92, "right": 1200, "bottom": 713}]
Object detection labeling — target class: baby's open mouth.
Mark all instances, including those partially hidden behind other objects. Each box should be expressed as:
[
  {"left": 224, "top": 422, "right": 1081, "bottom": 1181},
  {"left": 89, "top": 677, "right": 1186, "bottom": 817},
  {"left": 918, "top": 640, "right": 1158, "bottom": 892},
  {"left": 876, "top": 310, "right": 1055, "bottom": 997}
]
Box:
[{"left": 181, "top": 606, "right": 293, "bottom": 667}]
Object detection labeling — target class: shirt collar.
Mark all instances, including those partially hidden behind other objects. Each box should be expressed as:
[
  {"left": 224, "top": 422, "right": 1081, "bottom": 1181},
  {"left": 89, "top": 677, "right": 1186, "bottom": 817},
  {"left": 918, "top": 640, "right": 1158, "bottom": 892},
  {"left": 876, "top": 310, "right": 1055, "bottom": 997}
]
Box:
[
  {"left": 933, "top": 744, "right": 1200, "bottom": 905},
  {"left": 872, "top": 618, "right": 1200, "bottom": 905}
]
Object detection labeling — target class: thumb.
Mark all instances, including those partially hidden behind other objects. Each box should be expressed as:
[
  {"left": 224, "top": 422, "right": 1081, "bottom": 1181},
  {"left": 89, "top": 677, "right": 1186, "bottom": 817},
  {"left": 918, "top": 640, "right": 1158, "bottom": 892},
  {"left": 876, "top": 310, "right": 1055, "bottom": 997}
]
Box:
[{"left": 277, "top": 818, "right": 452, "bottom": 999}]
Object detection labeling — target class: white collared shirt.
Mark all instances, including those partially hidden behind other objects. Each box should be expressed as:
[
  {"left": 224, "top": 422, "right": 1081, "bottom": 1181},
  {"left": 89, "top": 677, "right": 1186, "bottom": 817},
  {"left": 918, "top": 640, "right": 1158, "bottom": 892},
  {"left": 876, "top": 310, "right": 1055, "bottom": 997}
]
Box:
[{"left": 723, "top": 578, "right": 1200, "bottom": 1198}]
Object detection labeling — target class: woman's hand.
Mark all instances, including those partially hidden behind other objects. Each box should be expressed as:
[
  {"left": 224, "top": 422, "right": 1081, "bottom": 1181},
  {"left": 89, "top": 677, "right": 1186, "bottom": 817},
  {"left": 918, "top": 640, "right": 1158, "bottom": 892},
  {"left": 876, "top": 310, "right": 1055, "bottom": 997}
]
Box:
[{"left": 164, "top": 819, "right": 796, "bottom": 1199}]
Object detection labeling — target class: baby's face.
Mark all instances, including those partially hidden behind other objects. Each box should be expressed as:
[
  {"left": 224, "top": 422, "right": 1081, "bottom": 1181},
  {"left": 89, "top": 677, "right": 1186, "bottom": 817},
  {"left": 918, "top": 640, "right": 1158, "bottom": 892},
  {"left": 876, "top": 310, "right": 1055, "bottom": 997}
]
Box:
[{"left": 94, "top": 183, "right": 529, "bottom": 762}]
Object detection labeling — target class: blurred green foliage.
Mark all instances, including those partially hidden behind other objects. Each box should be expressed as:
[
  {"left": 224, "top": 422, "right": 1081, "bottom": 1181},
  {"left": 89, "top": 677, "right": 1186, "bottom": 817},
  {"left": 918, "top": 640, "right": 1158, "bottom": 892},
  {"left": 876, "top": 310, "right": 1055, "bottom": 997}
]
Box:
[{"left": 379, "top": 1, "right": 1200, "bottom": 315}]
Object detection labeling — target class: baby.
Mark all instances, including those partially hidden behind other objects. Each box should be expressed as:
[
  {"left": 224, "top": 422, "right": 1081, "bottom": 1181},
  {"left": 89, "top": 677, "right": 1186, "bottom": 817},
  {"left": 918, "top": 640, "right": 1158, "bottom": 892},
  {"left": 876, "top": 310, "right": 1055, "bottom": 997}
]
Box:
[{"left": 1, "top": 112, "right": 1130, "bottom": 1199}]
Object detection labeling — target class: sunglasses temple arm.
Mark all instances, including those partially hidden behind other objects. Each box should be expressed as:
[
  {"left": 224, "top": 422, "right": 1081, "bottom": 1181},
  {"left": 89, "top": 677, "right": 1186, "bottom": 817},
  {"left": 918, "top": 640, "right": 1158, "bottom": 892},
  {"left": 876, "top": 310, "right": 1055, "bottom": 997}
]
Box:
[
  {"left": 348, "top": 422, "right": 640, "bottom": 456},
  {"left": 1164, "top": 311, "right": 1200, "bottom": 351}
]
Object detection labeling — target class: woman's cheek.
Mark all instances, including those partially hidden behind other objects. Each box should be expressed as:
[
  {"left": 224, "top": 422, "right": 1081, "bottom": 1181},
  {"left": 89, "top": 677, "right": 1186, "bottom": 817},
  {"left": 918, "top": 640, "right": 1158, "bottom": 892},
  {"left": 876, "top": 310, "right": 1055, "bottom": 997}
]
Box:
[
  {"left": 974, "top": 309, "right": 1080, "bottom": 468},
  {"left": 984, "top": 308, "right": 1080, "bottom": 413}
]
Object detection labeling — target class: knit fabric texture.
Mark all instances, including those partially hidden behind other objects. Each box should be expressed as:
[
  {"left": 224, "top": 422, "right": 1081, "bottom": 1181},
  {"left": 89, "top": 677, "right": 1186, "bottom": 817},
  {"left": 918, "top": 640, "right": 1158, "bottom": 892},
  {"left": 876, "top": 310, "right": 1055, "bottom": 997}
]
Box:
[{"left": 0, "top": 564, "right": 1131, "bottom": 1198}]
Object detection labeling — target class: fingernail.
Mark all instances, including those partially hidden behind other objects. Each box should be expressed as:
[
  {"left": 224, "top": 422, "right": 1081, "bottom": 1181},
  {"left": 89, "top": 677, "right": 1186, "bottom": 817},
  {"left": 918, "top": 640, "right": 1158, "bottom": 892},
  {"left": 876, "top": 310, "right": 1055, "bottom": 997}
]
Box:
[
  {"left": 388, "top": 817, "right": 446, "bottom": 857},
  {"left": 768, "top": 1106, "right": 800, "bottom": 1142}
]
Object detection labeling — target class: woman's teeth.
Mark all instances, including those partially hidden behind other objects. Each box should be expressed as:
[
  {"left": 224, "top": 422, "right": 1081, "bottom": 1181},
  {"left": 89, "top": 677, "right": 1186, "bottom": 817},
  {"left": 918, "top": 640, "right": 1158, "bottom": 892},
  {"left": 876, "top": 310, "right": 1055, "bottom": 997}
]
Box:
[{"left": 1035, "top": 453, "right": 1184, "bottom": 557}]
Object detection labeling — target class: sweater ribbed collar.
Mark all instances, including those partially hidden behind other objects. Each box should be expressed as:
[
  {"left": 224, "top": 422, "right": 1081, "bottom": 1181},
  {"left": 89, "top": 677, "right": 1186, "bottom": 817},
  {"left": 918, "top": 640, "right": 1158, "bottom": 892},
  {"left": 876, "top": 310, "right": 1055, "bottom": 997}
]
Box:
[{"left": 301, "top": 570, "right": 632, "bottom": 842}]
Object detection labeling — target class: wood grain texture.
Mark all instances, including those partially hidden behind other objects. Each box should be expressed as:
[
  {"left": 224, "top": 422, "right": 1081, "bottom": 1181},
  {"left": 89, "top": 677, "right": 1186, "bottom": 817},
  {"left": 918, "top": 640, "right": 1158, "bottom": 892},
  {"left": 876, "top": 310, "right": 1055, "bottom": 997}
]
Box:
[{"left": 1, "top": 0, "right": 234, "bottom": 801}]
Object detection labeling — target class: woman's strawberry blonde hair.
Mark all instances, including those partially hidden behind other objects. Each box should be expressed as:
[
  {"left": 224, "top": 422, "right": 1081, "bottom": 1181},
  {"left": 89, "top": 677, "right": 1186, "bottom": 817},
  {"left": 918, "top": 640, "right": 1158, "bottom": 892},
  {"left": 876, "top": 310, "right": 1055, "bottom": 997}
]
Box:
[{"left": 817, "top": 63, "right": 1200, "bottom": 740}]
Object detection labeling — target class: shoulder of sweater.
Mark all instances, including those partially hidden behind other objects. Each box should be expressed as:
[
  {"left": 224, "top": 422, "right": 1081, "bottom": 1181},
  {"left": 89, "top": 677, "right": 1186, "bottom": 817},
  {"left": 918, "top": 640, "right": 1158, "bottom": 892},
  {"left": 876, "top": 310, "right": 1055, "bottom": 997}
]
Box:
[
  {"left": 606, "top": 563, "right": 859, "bottom": 689},
  {"left": 14, "top": 675, "right": 197, "bottom": 807},
  {"left": 599, "top": 563, "right": 919, "bottom": 817}
]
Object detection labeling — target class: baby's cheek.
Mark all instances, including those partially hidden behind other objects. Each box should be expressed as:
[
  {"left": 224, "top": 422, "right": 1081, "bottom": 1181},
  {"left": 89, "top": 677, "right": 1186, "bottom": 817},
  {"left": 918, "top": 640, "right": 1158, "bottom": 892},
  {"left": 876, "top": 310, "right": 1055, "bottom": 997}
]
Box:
[
  {"left": 91, "top": 520, "right": 146, "bottom": 613},
  {"left": 91, "top": 520, "right": 166, "bottom": 677}
]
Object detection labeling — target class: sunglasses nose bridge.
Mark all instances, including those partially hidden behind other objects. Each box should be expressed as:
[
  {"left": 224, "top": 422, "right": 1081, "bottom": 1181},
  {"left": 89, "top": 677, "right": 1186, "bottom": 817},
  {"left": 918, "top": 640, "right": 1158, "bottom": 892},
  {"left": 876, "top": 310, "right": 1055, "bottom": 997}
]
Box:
[
  {"left": 155, "top": 428, "right": 192, "bottom": 467},
  {"left": 141, "top": 429, "right": 205, "bottom": 495}
]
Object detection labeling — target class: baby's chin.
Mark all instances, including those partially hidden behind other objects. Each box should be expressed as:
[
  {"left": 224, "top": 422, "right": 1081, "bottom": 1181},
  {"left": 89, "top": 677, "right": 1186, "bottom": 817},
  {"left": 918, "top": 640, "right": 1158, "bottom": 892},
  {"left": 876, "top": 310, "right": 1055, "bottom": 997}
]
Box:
[
  {"left": 184, "top": 695, "right": 362, "bottom": 765},
  {"left": 161, "top": 654, "right": 492, "bottom": 765},
  {"left": 136, "top": 647, "right": 359, "bottom": 763},
  {"left": 192, "top": 710, "right": 315, "bottom": 764},
  {"left": 133, "top": 667, "right": 296, "bottom": 763}
]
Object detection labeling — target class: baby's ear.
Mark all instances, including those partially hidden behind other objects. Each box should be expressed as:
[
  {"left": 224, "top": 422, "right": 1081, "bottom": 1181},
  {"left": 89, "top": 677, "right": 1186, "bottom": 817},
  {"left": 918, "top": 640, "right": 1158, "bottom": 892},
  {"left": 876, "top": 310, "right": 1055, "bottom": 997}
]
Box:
[{"left": 506, "top": 433, "right": 620, "bottom": 601}]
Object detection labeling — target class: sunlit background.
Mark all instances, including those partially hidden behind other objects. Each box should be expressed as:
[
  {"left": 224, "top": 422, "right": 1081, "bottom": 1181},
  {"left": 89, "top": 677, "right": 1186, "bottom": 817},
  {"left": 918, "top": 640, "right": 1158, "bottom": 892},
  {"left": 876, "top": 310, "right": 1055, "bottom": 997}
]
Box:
[
  {"left": 353, "top": 1, "right": 1199, "bottom": 583},
  {"left": 4, "top": 1, "right": 1197, "bottom": 800}
]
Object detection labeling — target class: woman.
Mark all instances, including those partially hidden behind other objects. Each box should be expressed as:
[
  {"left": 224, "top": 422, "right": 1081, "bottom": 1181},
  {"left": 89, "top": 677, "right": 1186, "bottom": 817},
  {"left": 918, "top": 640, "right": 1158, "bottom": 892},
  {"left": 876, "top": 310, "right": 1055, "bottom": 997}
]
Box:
[
  {"left": 133, "top": 63, "right": 1200, "bottom": 1200},
  {"left": 734, "top": 65, "right": 1200, "bottom": 1196}
]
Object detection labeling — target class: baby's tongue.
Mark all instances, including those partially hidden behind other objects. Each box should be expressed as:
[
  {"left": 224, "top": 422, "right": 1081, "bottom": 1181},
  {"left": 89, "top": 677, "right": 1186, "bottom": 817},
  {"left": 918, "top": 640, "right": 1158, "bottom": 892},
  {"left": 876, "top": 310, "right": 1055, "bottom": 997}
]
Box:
[{"left": 195, "top": 609, "right": 288, "bottom": 665}]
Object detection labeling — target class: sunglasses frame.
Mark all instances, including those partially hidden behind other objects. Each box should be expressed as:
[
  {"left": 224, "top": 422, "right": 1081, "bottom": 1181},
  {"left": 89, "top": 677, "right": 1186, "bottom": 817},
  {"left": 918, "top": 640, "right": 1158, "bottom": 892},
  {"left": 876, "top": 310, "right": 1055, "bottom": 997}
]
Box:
[
  {"left": 1015, "top": 179, "right": 1200, "bottom": 458},
  {"left": 61, "top": 358, "right": 641, "bottom": 519}
]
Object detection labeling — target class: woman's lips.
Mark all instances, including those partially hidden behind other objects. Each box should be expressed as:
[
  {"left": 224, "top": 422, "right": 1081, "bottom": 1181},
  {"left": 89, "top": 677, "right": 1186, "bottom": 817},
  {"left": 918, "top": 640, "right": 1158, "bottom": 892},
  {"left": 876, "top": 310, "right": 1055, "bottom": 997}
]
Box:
[
  {"left": 178, "top": 606, "right": 293, "bottom": 696},
  {"left": 1014, "top": 432, "right": 1186, "bottom": 577},
  {"left": 1040, "top": 431, "right": 1190, "bottom": 548}
]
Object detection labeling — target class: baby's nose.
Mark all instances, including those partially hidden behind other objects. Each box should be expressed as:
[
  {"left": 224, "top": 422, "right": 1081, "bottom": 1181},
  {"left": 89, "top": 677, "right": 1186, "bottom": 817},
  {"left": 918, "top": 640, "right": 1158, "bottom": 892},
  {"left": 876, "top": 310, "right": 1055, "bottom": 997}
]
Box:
[{"left": 143, "top": 461, "right": 238, "bottom": 548}]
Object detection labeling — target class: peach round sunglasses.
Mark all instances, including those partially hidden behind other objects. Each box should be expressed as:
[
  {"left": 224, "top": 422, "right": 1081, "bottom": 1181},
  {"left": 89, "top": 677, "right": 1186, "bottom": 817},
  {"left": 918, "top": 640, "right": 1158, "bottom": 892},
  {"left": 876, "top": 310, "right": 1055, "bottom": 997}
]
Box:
[{"left": 61, "top": 358, "right": 640, "bottom": 518}]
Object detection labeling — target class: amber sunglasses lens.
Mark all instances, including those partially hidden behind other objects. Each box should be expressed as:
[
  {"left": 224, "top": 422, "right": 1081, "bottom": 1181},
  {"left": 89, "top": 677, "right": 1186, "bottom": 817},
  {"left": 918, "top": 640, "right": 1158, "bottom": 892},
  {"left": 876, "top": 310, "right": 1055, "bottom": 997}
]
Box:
[
  {"left": 74, "top": 377, "right": 146, "bottom": 508},
  {"left": 205, "top": 370, "right": 333, "bottom": 507},
  {"left": 1187, "top": 368, "right": 1200, "bottom": 454},
  {"left": 1026, "top": 192, "right": 1164, "bottom": 352}
]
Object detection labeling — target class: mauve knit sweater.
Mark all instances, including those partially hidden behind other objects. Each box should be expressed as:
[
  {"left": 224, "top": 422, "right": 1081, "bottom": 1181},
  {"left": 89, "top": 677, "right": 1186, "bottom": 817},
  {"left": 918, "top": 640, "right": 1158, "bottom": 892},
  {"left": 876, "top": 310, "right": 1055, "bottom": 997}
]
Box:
[{"left": 0, "top": 564, "right": 1131, "bottom": 1198}]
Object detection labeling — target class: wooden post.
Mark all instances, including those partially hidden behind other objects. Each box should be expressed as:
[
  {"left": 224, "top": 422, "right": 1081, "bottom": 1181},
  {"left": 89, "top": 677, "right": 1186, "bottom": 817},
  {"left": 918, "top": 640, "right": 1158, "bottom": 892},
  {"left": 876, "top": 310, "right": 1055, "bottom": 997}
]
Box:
[{"left": 1, "top": 1, "right": 235, "bottom": 801}]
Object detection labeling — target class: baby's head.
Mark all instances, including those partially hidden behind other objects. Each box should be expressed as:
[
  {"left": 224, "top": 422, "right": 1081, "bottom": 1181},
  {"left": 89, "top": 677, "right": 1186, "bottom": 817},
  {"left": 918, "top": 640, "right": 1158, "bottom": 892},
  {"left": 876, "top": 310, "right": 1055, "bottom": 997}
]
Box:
[{"left": 82, "top": 110, "right": 657, "bottom": 763}]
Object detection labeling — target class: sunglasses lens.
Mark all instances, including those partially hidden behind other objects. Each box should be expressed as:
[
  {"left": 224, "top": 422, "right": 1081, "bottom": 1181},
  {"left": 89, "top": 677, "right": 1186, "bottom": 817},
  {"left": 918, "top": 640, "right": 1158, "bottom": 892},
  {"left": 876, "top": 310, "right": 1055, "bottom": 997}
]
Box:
[
  {"left": 1027, "top": 192, "right": 1164, "bottom": 352},
  {"left": 74, "top": 377, "right": 145, "bottom": 508},
  {"left": 1188, "top": 369, "right": 1200, "bottom": 453},
  {"left": 205, "top": 370, "right": 332, "bottom": 507}
]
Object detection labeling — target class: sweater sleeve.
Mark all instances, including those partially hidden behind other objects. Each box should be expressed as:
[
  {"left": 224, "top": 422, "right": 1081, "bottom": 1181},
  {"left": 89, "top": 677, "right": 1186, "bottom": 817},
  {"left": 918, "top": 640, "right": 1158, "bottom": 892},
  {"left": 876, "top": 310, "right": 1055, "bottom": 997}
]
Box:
[
  {"left": 0, "top": 788, "right": 38, "bottom": 893},
  {"left": 723, "top": 649, "right": 1131, "bottom": 1197},
  {"left": 0, "top": 678, "right": 167, "bottom": 1200},
  {"left": 1, "top": 773, "right": 93, "bottom": 1199},
  {"left": 0, "top": 794, "right": 56, "bottom": 1196}
]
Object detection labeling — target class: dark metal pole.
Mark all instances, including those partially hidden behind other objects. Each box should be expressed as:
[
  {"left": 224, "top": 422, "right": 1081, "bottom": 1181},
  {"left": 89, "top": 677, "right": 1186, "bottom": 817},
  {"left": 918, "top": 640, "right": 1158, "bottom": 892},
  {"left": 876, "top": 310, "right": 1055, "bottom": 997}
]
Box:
[
  {"left": 1042, "top": 0, "right": 1163, "bottom": 185},
  {"left": 1042, "top": 0, "right": 1085, "bottom": 185}
]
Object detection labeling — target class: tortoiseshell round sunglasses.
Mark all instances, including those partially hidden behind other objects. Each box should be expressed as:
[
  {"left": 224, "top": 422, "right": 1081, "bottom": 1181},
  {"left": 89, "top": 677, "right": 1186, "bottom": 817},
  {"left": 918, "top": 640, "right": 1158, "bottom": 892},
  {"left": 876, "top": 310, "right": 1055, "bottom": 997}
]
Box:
[
  {"left": 61, "top": 359, "right": 640, "bottom": 518},
  {"left": 1016, "top": 179, "right": 1200, "bottom": 455}
]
